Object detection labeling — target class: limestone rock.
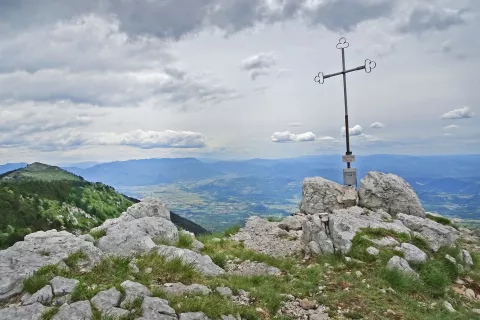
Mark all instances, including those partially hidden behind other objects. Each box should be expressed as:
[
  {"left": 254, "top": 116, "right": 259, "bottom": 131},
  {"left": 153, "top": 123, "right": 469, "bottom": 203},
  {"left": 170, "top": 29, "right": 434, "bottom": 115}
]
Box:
[
  {"left": 300, "top": 177, "right": 358, "bottom": 214},
  {"left": 78, "top": 234, "right": 95, "bottom": 243},
  {"left": 90, "top": 287, "right": 122, "bottom": 314},
  {"left": 395, "top": 243, "right": 428, "bottom": 264},
  {"left": 156, "top": 245, "right": 225, "bottom": 276},
  {"left": 230, "top": 217, "right": 303, "bottom": 258},
  {"left": 278, "top": 215, "right": 306, "bottom": 231},
  {"left": 49, "top": 277, "right": 79, "bottom": 296},
  {"left": 0, "top": 230, "right": 102, "bottom": 302},
  {"left": 0, "top": 302, "right": 46, "bottom": 320},
  {"left": 51, "top": 300, "right": 93, "bottom": 320},
  {"left": 97, "top": 217, "right": 178, "bottom": 256},
  {"left": 301, "top": 215, "right": 334, "bottom": 255},
  {"left": 386, "top": 256, "right": 419, "bottom": 278},
  {"left": 22, "top": 285, "right": 53, "bottom": 306},
  {"left": 358, "top": 172, "right": 425, "bottom": 218},
  {"left": 365, "top": 236, "right": 400, "bottom": 248},
  {"left": 462, "top": 250, "right": 473, "bottom": 268},
  {"left": 328, "top": 207, "right": 411, "bottom": 254},
  {"left": 397, "top": 214, "right": 457, "bottom": 251},
  {"left": 120, "top": 280, "right": 152, "bottom": 308},
  {"left": 443, "top": 301, "right": 456, "bottom": 313},
  {"left": 216, "top": 287, "right": 233, "bottom": 297},
  {"left": 366, "top": 247, "right": 379, "bottom": 256},
  {"left": 226, "top": 260, "right": 281, "bottom": 276},
  {"left": 161, "top": 283, "right": 211, "bottom": 296},
  {"left": 179, "top": 312, "right": 212, "bottom": 320},
  {"left": 139, "top": 296, "right": 177, "bottom": 320}
]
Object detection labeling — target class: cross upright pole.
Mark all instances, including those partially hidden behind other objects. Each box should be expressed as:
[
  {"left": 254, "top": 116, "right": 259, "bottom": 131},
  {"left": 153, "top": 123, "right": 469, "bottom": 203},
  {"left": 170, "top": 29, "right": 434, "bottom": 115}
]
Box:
[{"left": 314, "top": 37, "right": 376, "bottom": 187}]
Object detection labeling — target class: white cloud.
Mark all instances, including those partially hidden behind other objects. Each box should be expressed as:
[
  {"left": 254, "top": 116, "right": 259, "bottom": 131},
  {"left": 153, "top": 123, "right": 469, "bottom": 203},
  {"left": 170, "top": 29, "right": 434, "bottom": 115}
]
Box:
[
  {"left": 241, "top": 52, "right": 276, "bottom": 80},
  {"left": 370, "top": 122, "right": 384, "bottom": 129},
  {"left": 441, "top": 107, "right": 475, "bottom": 120},
  {"left": 341, "top": 125, "right": 364, "bottom": 137},
  {"left": 270, "top": 131, "right": 316, "bottom": 143},
  {"left": 443, "top": 124, "right": 459, "bottom": 130},
  {"left": 95, "top": 130, "right": 206, "bottom": 149},
  {"left": 318, "top": 136, "right": 335, "bottom": 141}
]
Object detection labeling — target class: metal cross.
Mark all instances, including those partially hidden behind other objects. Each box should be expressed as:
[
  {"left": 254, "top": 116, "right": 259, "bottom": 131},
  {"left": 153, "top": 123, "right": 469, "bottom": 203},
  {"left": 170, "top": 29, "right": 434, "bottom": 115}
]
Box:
[{"left": 314, "top": 37, "right": 376, "bottom": 187}]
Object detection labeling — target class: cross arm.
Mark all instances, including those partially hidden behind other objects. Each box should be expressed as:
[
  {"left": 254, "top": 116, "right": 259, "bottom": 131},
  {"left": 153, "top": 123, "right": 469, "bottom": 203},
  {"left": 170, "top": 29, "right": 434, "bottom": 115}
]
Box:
[{"left": 324, "top": 65, "right": 365, "bottom": 79}]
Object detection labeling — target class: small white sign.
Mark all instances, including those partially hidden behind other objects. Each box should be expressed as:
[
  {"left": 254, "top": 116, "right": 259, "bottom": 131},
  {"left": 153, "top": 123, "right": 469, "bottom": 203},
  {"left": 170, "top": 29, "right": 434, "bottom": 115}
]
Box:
[
  {"left": 343, "top": 168, "right": 357, "bottom": 186},
  {"left": 342, "top": 154, "right": 356, "bottom": 163}
]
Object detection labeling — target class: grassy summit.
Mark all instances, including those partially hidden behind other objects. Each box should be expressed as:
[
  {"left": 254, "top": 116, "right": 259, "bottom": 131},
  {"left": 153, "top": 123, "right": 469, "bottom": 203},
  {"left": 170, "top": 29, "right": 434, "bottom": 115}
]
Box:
[
  {"left": 0, "top": 163, "right": 134, "bottom": 248},
  {"left": 0, "top": 162, "right": 84, "bottom": 182}
]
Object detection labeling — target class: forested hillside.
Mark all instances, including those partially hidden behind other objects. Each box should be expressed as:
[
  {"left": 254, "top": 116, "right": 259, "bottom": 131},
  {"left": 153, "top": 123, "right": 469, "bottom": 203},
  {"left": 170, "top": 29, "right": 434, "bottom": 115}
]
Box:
[{"left": 0, "top": 163, "right": 134, "bottom": 248}]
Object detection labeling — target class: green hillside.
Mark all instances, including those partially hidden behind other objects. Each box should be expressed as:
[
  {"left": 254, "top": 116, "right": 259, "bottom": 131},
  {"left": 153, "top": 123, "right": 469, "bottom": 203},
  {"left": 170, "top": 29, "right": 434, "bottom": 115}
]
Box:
[
  {"left": 0, "top": 162, "right": 84, "bottom": 182},
  {"left": 0, "top": 163, "right": 133, "bottom": 249}
]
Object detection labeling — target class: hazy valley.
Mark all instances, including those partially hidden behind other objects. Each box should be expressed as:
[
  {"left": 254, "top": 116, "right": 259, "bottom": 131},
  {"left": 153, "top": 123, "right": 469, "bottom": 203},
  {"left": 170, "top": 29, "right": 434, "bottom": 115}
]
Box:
[{"left": 4, "top": 154, "right": 477, "bottom": 233}]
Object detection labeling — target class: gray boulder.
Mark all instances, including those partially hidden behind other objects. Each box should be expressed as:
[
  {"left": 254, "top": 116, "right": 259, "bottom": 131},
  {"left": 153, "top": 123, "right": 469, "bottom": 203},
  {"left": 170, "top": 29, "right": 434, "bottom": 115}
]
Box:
[
  {"left": 51, "top": 300, "right": 92, "bottom": 320},
  {"left": 139, "top": 296, "right": 177, "bottom": 320},
  {"left": 386, "top": 256, "right": 419, "bottom": 278},
  {"left": 156, "top": 245, "right": 225, "bottom": 276},
  {"left": 300, "top": 177, "right": 358, "bottom": 215},
  {"left": 120, "top": 280, "right": 152, "bottom": 308},
  {"left": 395, "top": 243, "right": 428, "bottom": 264},
  {"left": 462, "top": 250, "right": 474, "bottom": 268},
  {"left": 397, "top": 213, "right": 457, "bottom": 251},
  {"left": 49, "top": 277, "right": 79, "bottom": 296},
  {"left": 126, "top": 197, "right": 171, "bottom": 220},
  {"left": 0, "top": 230, "right": 102, "bottom": 302},
  {"left": 358, "top": 172, "right": 425, "bottom": 218},
  {"left": 161, "top": 282, "right": 211, "bottom": 296},
  {"left": 97, "top": 217, "right": 178, "bottom": 256},
  {"left": 226, "top": 260, "right": 281, "bottom": 276},
  {"left": 90, "top": 287, "right": 122, "bottom": 314},
  {"left": 366, "top": 247, "right": 379, "bottom": 256},
  {"left": 278, "top": 215, "right": 306, "bottom": 231},
  {"left": 0, "top": 302, "right": 46, "bottom": 320},
  {"left": 329, "top": 207, "right": 411, "bottom": 254},
  {"left": 90, "top": 197, "right": 171, "bottom": 234},
  {"left": 78, "top": 234, "right": 94, "bottom": 243},
  {"left": 365, "top": 236, "right": 399, "bottom": 247},
  {"left": 22, "top": 285, "right": 53, "bottom": 306},
  {"left": 301, "top": 215, "right": 334, "bottom": 255},
  {"left": 216, "top": 287, "right": 233, "bottom": 297},
  {"left": 179, "top": 312, "right": 212, "bottom": 320}
]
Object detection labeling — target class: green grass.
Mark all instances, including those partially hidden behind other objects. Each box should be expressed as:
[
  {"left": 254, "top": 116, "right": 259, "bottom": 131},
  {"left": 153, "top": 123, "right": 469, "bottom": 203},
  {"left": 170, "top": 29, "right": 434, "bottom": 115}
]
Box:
[
  {"left": 23, "top": 265, "right": 61, "bottom": 294},
  {"left": 63, "top": 250, "right": 88, "bottom": 270},
  {"left": 177, "top": 231, "right": 195, "bottom": 250},
  {"left": 224, "top": 225, "right": 241, "bottom": 237},
  {"left": 266, "top": 216, "right": 284, "bottom": 222},
  {"left": 41, "top": 306, "right": 60, "bottom": 320},
  {"left": 426, "top": 214, "right": 459, "bottom": 230},
  {"left": 90, "top": 229, "right": 106, "bottom": 240},
  {"left": 167, "top": 294, "right": 259, "bottom": 320}
]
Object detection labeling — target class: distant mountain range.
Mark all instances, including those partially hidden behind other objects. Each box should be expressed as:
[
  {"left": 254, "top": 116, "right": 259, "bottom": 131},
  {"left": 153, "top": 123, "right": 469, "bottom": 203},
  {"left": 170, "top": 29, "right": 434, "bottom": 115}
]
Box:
[{"left": 2, "top": 154, "right": 479, "bottom": 227}]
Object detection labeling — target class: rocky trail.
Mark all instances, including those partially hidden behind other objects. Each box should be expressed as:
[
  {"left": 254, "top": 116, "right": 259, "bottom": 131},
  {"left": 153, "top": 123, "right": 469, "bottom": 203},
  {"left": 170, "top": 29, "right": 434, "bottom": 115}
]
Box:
[{"left": 1, "top": 171, "right": 480, "bottom": 319}]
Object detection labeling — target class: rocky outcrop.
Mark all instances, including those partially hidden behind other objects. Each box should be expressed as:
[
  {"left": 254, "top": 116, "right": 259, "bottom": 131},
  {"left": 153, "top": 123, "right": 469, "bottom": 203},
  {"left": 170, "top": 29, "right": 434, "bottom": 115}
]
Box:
[
  {"left": 300, "top": 177, "right": 358, "bottom": 215},
  {"left": 51, "top": 300, "right": 92, "bottom": 320},
  {"left": 386, "top": 256, "right": 419, "bottom": 278},
  {"left": 160, "top": 282, "right": 211, "bottom": 296},
  {"left": 90, "top": 198, "right": 179, "bottom": 257},
  {"left": 225, "top": 260, "right": 282, "bottom": 276},
  {"left": 394, "top": 243, "right": 428, "bottom": 264},
  {"left": 230, "top": 216, "right": 304, "bottom": 258},
  {"left": 0, "top": 302, "right": 46, "bottom": 320},
  {"left": 97, "top": 217, "right": 178, "bottom": 256},
  {"left": 156, "top": 245, "right": 225, "bottom": 276},
  {"left": 0, "top": 230, "right": 102, "bottom": 302},
  {"left": 358, "top": 172, "right": 425, "bottom": 218},
  {"left": 303, "top": 207, "right": 412, "bottom": 254},
  {"left": 397, "top": 213, "right": 457, "bottom": 251}
]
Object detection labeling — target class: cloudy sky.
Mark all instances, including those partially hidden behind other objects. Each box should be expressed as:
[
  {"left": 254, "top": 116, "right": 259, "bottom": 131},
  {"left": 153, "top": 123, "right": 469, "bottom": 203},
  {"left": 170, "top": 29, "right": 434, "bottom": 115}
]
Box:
[{"left": 0, "top": 0, "right": 478, "bottom": 164}]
